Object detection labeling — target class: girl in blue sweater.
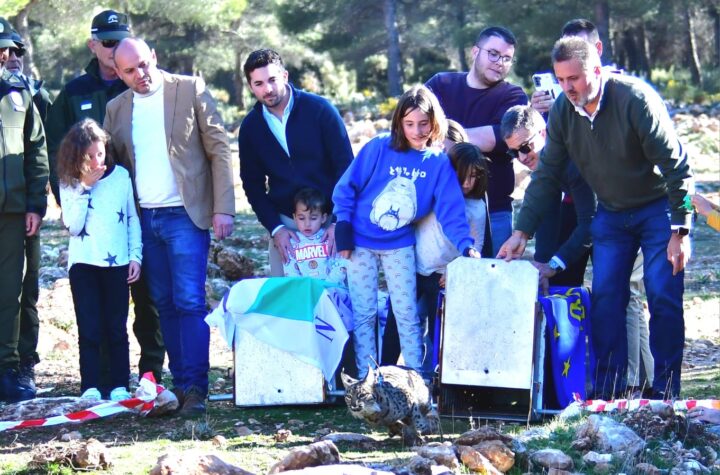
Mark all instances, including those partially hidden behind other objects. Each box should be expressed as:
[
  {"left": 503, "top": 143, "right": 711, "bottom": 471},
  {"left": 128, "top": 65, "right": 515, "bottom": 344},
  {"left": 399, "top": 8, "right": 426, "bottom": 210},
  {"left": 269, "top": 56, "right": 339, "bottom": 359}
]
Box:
[{"left": 333, "top": 85, "right": 479, "bottom": 378}]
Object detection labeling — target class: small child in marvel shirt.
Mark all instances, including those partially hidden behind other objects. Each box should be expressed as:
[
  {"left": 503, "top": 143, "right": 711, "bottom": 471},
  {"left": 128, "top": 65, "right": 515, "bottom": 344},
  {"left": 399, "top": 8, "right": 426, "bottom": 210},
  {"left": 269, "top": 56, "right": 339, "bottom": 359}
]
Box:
[{"left": 283, "top": 187, "right": 347, "bottom": 284}]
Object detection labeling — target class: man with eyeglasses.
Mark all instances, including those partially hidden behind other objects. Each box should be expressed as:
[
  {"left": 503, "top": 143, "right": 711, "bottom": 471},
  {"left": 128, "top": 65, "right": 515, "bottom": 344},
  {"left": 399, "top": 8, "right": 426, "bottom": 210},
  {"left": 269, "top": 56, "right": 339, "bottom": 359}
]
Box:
[
  {"left": 426, "top": 26, "right": 528, "bottom": 256},
  {"left": 0, "top": 16, "right": 48, "bottom": 403},
  {"left": 6, "top": 30, "right": 53, "bottom": 395},
  {"left": 498, "top": 37, "right": 693, "bottom": 401},
  {"left": 45, "top": 10, "right": 166, "bottom": 390}
]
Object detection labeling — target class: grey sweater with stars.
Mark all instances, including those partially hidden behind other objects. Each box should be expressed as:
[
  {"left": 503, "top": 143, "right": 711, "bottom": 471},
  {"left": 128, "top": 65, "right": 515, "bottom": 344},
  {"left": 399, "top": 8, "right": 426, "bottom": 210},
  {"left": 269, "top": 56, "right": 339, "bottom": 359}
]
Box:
[{"left": 60, "top": 164, "right": 142, "bottom": 270}]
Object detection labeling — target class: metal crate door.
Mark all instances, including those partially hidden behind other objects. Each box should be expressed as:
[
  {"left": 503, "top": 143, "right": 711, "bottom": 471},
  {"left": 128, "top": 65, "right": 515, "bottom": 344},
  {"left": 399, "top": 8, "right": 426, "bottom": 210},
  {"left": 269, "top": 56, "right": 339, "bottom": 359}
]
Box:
[{"left": 441, "top": 258, "right": 539, "bottom": 389}]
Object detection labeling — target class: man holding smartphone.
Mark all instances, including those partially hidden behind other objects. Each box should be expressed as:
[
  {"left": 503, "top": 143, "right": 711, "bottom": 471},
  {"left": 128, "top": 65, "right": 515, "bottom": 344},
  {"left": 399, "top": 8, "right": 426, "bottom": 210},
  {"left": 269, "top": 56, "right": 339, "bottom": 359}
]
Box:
[{"left": 529, "top": 19, "right": 656, "bottom": 397}]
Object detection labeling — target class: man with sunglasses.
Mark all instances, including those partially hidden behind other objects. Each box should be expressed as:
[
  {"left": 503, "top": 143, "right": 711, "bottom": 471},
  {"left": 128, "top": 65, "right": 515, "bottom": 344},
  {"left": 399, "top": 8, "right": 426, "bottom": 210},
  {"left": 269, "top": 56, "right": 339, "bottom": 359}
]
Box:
[
  {"left": 6, "top": 30, "right": 53, "bottom": 395},
  {"left": 426, "top": 26, "right": 528, "bottom": 256},
  {"left": 45, "top": 10, "right": 166, "bottom": 390},
  {"left": 500, "top": 105, "right": 596, "bottom": 296},
  {"left": 0, "top": 16, "right": 48, "bottom": 403}
]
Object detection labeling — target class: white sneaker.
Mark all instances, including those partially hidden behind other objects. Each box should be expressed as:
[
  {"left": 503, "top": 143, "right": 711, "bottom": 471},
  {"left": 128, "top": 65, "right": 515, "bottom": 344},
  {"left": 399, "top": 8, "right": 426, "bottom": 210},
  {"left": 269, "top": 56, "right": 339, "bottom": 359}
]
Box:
[
  {"left": 110, "top": 387, "right": 132, "bottom": 401},
  {"left": 81, "top": 387, "right": 102, "bottom": 400}
]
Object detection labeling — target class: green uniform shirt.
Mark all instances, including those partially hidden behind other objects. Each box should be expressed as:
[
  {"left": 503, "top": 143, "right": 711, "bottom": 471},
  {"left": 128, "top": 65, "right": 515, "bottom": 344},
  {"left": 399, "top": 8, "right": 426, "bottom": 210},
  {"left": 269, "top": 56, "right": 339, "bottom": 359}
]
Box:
[{"left": 0, "top": 70, "right": 48, "bottom": 216}]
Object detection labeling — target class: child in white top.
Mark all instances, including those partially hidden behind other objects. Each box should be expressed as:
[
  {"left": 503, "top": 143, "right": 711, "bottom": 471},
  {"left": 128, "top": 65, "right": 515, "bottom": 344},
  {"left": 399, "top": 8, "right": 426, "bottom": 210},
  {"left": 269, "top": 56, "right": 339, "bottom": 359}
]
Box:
[
  {"left": 58, "top": 119, "right": 141, "bottom": 400},
  {"left": 283, "top": 187, "right": 347, "bottom": 284}
]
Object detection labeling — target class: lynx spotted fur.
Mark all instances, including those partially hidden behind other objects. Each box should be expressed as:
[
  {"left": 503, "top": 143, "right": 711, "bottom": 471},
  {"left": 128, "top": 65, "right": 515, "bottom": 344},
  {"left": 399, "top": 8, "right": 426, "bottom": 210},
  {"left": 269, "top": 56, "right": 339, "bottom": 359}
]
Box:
[{"left": 340, "top": 365, "right": 438, "bottom": 445}]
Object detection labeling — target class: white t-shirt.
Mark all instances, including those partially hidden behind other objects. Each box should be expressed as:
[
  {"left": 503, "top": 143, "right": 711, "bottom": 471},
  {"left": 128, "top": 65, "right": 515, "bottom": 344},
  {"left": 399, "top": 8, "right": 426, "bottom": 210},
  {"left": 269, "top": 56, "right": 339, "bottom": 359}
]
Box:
[{"left": 414, "top": 198, "right": 486, "bottom": 275}]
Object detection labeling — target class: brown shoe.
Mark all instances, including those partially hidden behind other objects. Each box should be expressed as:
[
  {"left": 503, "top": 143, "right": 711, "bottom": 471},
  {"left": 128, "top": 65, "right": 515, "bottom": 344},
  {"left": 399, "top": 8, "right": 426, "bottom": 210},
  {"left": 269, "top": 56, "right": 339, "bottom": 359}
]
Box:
[
  {"left": 171, "top": 387, "right": 185, "bottom": 407},
  {"left": 179, "top": 386, "right": 206, "bottom": 415}
]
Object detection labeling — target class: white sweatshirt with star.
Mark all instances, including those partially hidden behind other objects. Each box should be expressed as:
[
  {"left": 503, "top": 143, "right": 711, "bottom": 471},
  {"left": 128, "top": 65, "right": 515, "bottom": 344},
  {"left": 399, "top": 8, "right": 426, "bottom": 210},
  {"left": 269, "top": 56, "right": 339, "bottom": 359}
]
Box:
[{"left": 60, "top": 165, "right": 142, "bottom": 270}]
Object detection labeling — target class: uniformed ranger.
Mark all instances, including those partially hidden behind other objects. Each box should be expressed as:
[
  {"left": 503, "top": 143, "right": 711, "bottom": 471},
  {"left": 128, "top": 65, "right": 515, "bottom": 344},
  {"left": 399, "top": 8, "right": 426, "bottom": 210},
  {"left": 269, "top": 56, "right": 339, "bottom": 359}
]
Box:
[
  {"left": 6, "top": 30, "right": 53, "bottom": 393},
  {"left": 45, "top": 10, "right": 166, "bottom": 386},
  {"left": 0, "top": 16, "right": 48, "bottom": 403}
]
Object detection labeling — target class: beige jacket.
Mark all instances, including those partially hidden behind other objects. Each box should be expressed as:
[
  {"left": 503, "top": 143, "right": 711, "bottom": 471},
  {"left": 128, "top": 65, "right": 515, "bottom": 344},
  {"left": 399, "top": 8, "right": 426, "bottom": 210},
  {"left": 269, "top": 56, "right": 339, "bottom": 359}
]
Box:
[{"left": 104, "top": 70, "right": 234, "bottom": 230}]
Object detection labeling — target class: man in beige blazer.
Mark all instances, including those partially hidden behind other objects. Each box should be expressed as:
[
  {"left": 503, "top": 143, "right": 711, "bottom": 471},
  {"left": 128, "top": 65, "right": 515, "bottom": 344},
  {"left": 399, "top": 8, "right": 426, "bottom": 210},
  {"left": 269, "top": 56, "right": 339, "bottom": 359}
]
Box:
[{"left": 104, "top": 38, "right": 235, "bottom": 414}]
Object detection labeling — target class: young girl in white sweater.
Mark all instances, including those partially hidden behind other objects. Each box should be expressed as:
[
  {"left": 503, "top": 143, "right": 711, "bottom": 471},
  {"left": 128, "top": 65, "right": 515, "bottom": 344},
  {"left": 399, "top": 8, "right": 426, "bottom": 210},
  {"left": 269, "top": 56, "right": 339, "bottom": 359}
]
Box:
[{"left": 58, "top": 119, "right": 141, "bottom": 401}]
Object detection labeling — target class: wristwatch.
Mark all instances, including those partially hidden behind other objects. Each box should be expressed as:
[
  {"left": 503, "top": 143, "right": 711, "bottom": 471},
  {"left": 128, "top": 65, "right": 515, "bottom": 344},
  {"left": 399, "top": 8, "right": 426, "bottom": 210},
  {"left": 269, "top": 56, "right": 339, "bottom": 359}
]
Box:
[
  {"left": 548, "top": 258, "right": 563, "bottom": 273},
  {"left": 673, "top": 227, "right": 690, "bottom": 236}
]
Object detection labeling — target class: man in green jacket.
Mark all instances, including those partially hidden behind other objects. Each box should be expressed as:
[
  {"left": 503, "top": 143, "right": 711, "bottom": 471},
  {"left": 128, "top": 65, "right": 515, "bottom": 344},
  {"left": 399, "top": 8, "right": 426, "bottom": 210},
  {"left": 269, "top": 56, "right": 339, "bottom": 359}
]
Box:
[
  {"left": 45, "top": 10, "right": 166, "bottom": 386},
  {"left": 0, "top": 16, "right": 48, "bottom": 402},
  {"left": 6, "top": 30, "right": 53, "bottom": 392},
  {"left": 498, "top": 37, "right": 693, "bottom": 400}
]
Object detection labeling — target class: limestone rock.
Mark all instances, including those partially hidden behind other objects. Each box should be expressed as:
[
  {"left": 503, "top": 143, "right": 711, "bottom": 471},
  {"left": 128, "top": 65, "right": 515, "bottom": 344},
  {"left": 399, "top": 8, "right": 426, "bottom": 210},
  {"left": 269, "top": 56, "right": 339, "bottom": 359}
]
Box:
[
  {"left": 457, "top": 445, "right": 503, "bottom": 474},
  {"left": 454, "top": 426, "right": 513, "bottom": 446},
  {"left": 634, "top": 462, "right": 662, "bottom": 474},
  {"left": 74, "top": 438, "right": 112, "bottom": 470},
  {"left": 404, "top": 455, "right": 433, "bottom": 475},
  {"left": 269, "top": 440, "right": 340, "bottom": 473},
  {"left": 60, "top": 431, "right": 82, "bottom": 442},
  {"left": 215, "top": 248, "right": 255, "bottom": 281},
  {"left": 279, "top": 465, "right": 393, "bottom": 474},
  {"left": 235, "top": 426, "right": 253, "bottom": 436},
  {"left": 670, "top": 459, "right": 710, "bottom": 474},
  {"left": 530, "top": 448, "right": 574, "bottom": 471},
  {"left": 583, "top": 451, "right": 613, "bottom": 466},
  {"left": 413, "top": 443, "right": 459, "bottom": 470},
  {"left": 473, "top": 440, "right": 515, "bottom": 473},
  {"left": 150, "top": 452, "right": 253, "bottom": 474},
  {"left": 575, "top": 414, "right": 645, "bottom": 455},
  {"left": 570, "top": 436, "right": 593, "bottom": 451}
]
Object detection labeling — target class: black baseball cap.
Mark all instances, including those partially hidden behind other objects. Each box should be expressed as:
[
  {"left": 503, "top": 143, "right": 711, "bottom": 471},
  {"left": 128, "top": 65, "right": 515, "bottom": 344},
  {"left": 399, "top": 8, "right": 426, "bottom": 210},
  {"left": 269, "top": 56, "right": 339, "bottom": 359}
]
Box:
[
  {"left": 90, "top": 10, "right": 130, "bottom": 41},
  {"left": 0, "top": 17, "right": 16, "bottom": 48}
]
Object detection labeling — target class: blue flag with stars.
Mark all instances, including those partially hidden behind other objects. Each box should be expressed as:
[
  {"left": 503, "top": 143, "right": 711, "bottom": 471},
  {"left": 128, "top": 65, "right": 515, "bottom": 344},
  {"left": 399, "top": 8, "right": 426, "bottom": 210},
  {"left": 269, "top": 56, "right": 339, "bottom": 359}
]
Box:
[{"left": 539, "top": 286, "right": 594, "bottom": 408}]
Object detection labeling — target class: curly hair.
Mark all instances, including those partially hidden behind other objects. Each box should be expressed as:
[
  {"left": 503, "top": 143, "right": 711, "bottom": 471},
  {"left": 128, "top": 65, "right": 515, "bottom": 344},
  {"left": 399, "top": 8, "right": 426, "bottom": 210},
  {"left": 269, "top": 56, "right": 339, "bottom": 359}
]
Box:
[{"left": 56, "top": 118, "right": 113, "bottom": 187}]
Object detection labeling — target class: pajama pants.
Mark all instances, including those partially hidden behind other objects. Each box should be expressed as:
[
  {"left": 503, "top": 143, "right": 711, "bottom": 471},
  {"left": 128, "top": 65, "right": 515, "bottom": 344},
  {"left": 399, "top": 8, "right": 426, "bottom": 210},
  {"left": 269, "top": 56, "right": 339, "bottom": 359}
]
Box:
[{"left": 347, "top": 246, "right": 422, "bottom": 378}]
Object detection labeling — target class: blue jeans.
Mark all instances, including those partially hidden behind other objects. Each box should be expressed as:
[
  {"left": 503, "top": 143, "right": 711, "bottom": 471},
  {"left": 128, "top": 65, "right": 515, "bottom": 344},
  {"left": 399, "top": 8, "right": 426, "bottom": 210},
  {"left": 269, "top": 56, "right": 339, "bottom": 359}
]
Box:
[
  {"left": 490, "top": 210, "right": 513, "bottom": 257},
  {"left": 590, "top": 198, "right": 684, "bottom": 398},
  {"left": 140, "top": 207, "right": 210, "bottom": 395}
]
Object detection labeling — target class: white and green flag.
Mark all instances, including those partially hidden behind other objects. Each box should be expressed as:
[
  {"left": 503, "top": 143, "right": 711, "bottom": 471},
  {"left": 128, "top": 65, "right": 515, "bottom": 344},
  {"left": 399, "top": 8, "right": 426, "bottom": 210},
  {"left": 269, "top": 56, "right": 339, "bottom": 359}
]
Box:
[{"left": 206, "top": 277, "right": 350, "bottom": 383}]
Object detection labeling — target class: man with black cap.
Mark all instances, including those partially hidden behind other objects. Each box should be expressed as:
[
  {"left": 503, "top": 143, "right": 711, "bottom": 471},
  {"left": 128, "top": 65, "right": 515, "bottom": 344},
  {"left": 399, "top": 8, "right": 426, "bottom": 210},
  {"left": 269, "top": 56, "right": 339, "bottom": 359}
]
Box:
[
  {"left": 6, "top": 30, "right": 53, "bottom": 393},
  {"left": 0, "top": 16, "right": 48, "bottom": 403},
  {"left": 45, "top": 10, "right": 166, "bottom": 388}
]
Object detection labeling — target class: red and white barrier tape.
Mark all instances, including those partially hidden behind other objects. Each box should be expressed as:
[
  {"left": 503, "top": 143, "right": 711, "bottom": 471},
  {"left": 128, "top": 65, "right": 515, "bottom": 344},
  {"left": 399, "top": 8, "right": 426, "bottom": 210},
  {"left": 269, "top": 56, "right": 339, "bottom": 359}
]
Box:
[
  {"left": 0, "top": 373, "right": 166, "bottom": 432},
  {"left": 572, "top": 392, "right": 720, "bottom": 413}
]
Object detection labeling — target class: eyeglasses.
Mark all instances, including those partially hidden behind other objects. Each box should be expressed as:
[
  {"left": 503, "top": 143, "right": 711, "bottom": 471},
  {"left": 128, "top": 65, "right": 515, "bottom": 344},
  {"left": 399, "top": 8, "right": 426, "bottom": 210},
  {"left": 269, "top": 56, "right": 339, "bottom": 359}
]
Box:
[
  {"left": 10, "top": 47, "right": 24, "bottom": 57},
  {"left": 481, "top": 48, "right": 514, "bottom": 65},
  {"left": 507, "top": 133, "right": 536, "bottom": 158},
  {"left": 100, "top": 39, "right": 119, "bottom": 48}
]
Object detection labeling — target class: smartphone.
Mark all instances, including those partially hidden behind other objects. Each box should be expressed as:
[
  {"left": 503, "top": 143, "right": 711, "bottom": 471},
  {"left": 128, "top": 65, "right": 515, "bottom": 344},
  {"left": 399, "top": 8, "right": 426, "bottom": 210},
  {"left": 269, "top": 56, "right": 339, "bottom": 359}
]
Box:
[{"left": 532, "top": 73, "right": 563, "bottom": 99}]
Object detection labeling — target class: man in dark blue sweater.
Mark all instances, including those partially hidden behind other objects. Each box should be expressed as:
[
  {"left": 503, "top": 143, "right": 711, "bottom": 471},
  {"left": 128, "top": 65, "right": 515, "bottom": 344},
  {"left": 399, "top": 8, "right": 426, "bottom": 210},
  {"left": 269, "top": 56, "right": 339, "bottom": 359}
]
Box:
[
  {"left": 239, "top": 49, "right": 354, "bottom": 276},
  {"left": 426, "top": 26, "right": 528, "bottom": 255}
]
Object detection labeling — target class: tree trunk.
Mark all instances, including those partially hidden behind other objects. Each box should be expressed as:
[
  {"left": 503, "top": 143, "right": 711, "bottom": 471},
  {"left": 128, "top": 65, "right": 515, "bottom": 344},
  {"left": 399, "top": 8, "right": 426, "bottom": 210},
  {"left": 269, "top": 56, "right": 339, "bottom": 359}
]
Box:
[
  {"left": 636, "top": 24, "right": 651, "bottom": 79},
  {"left": 594, "top": 0, "right": 612, "bottom": 64},
  {"left": 11, "top": 0, "right": 40, "bottom": 80},
  {"left": 234, "top": 50, "right": 245, "bottom": 110},
  {"left": 710, "top": 3, "right": 720, "bottom": 67},
  {"left": 384, "top": 0, "right": 403, "bottom": 96},
  {"left": 456, "top": 4, "right": 469, "bottom": 72},
  {"left": 683, "top": 2, "right": 703, "bottom": 87}
]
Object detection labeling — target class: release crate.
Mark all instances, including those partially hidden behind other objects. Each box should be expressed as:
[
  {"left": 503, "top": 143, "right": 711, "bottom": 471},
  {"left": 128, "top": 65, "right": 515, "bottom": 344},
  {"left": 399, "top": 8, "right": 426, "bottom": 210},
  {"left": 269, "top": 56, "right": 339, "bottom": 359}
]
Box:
[
  {"left": 233, "top": 330, "right": 327, "bottom": 406},
  {"left": 438, "top": 258, "right": 546, "bottom": 422}
]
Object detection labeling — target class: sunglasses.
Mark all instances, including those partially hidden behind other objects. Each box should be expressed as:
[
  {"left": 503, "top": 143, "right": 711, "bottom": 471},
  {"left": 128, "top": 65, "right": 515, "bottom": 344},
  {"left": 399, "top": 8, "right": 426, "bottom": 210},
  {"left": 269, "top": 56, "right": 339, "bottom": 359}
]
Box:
[
  {"left": 100, "top": 39, "right": 120, "bottom": 49},
  {"left": 10, "top": 47, "right": 24, "bottom": 57},
  {"left": 507, "top": 133, "right": 536, "bottom": 158}
]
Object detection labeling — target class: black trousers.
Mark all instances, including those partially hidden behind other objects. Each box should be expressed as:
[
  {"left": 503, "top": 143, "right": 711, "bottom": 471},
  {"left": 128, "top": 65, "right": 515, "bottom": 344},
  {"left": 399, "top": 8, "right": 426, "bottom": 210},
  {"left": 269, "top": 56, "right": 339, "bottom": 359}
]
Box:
[{"left": 69, "top": 263, "right": 131, "bottom": 394}]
